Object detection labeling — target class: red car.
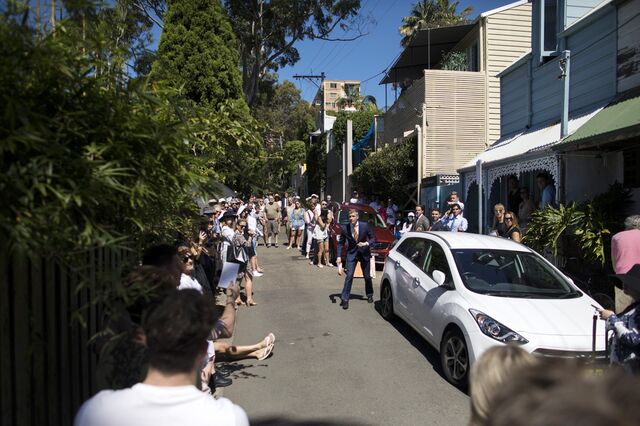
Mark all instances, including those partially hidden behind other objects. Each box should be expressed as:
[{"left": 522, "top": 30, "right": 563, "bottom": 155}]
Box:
[{"left": 329, "top": 203, "right": 395, "bottom": 267}]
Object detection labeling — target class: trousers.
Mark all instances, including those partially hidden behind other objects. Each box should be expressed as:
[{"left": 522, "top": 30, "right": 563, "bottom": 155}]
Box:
[{"left": 341, "top": 253, "right": 373, "bottom": 301}]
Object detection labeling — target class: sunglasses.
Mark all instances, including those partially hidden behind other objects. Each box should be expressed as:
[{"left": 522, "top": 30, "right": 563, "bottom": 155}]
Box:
[
  {"left": 505, "top": 217, "right": 513, "bottom": 221},
  {"left": 182, "top": 255, "right": 192, "bottom": 262}
]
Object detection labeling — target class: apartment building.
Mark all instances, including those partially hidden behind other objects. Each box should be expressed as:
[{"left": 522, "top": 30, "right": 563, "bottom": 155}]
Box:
[{"left": 313, "top": 79, "right": 361, "bottom": 112}]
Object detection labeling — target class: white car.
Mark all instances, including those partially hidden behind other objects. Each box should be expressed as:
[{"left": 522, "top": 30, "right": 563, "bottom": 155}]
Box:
[{"left": 380, "top": 231, "right": 606, "bottom": 387}]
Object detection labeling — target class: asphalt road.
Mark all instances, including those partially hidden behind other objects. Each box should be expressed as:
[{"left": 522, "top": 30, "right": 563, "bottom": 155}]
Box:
[{"left": 222, "top": 245, "right": 470, "bottom": 426}]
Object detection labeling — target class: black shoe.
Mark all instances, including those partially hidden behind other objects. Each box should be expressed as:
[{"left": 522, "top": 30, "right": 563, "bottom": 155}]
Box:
[
  {"left": 274, "top": 243, "right": 279, "bottom": 248},
  {"left": 213, "top": 372, "right": 232, "bottom": 388},
  {"left": 342, "top": 300, "right": 349, "bottom": 310},
  {"left": 215, "top": 365, "right": 231, "bottom": 377},
  {"left": 367, "top": 295, "right": 374, "bottom": 304}
]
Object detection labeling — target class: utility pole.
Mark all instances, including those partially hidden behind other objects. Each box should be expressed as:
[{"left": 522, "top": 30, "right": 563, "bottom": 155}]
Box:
[{"left": 293, "top": 72, "right": 326, "bottom": 133}]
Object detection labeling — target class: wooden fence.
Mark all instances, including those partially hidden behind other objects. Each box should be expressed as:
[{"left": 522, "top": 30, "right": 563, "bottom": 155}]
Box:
[{"left": 1, "top": 248, "right": 130, "bottom": 426}]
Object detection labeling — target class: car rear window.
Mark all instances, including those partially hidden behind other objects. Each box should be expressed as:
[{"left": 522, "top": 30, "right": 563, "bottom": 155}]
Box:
[{"left": 337, "top": 210, "right": 386, "bottom": 228}]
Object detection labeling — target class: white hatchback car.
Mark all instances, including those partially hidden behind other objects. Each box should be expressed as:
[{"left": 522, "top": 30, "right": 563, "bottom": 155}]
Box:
[{"left": 380, "top": 231, "right": 606, "bottom": 387}]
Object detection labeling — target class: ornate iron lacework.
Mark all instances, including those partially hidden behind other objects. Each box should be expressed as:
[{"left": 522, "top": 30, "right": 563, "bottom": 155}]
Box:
[{"left": 463, "top": 155, "right": 559, "bottom": 198}]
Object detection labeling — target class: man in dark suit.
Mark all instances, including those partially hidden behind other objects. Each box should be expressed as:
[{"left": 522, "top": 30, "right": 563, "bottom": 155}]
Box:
[
  {"left": 336, "top": 209, "right": 376, "bottom": 309},
  {"left": 411, "top": 204, "right": 430, "bottom": 232}
]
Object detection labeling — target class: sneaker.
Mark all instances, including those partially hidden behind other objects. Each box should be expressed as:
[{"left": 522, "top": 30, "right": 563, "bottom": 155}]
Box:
[
  {"left": 253, "top": 271, "right": 264, "bottom": 277},
  {"left": 274, "top": 243, "right": 279, "bottom": 248},
  {"left": 318, "top": 264, "right": 324, "bottom": 268}
]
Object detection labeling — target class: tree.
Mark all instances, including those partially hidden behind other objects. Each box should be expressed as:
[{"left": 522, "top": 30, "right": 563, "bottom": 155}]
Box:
[
  {"left": 351, "top": 138, "right": 417, "bottom": 203},
  {"left": 224, "top": 0, "right": 364, "bottom": 107},
  {"left": 399, "top": 0, "right": 473, "bottom": 47},
  {"left": 332, "top": 109, "right": 377, "bottom": 154},
  {"left": 151, "top": 0, "right": 264, "bottom": 195},
  {"left": 151, "top": 0, "right": 244, "bottom": 107},
  {"left": 253, "top": 79, "right": 315, "bottom": 146},
  {"left": 0, "top": 4, "right": 217, "bottom": 255}
]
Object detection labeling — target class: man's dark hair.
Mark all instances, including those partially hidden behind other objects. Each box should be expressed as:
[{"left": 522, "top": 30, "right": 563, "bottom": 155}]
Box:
[
  {"left": 143, "top": 289, "right": 216, "bottom": 374},
  {"left": 124, "top": 266, "right": 178, "bottom": 324},
  {"left": 430, "top": 208, "right": 441, "bottom": 214},
  {"left": 416, "top": 204, "right": 425, "bottom": 211},
  {"left": 142, "top": 244, "right": 178, "bottom": 268},
  {"left": 536, "top": 172, "right": 549, "bottom": 181}
]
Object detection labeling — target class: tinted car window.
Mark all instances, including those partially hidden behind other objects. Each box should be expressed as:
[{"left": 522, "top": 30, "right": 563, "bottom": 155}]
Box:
[
  {"left": 424, "top": 242, "right": 452, "bottom": 284},
  {"left": 338, "top": 210, "right": 386, "bottom": 228},
  {"left": 452, "top": 249, "right": 580, "bottom": 298},
  {"left": 397, "top": 238, "right": 430, "bottom": 270}
]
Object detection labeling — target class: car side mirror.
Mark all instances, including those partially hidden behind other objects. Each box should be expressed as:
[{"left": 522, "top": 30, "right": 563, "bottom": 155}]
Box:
[{"left": 432, "top": 270, "right": 446, "bottom": 286}]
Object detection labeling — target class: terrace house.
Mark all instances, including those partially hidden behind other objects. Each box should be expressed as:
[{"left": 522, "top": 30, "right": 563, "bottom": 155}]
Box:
[
  {"left": 377, "top": 0, "right": 532, "bottom": 206},
  {"left": 459, "top": 0, "right": 640, "bottom": 233}
]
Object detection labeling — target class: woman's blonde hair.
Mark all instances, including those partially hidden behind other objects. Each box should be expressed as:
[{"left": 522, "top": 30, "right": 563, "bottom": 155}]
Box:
[
  {"left": 469, "top": 345, "right": 537, "bottom": 426},
  {"left": 491, "top": 203, "right": 505, "bottom": 230},
  {"left": 504, "top": 211, "right": 519, "bottom": 229}
]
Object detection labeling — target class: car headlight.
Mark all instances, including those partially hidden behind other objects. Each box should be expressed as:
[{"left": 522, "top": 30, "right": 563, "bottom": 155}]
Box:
[{"left": 469, "top": 309, "right": 528, "bottom": 345}]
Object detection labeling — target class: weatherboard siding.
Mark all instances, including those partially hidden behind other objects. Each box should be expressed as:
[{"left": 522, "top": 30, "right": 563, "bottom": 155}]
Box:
[
  {"left": 424, "top": 70, "right": 486, "bottom": 177},
  {"left": 566, "top": 0, "right": 605, "bottom": 27},
  {"left": 485, "top": 1, "right": 533, "bottom": 144},
  {"left": 500, "top": 61, "right": 530, "bottom": 137},
  {"left": 567, "top": 7, "right": 617, "bottom": 111},
  {"left": 618, "top": 0, "right": 640, "bottom": 93}
]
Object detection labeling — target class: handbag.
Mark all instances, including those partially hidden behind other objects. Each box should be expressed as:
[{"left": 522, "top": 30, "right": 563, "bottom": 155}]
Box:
[{"left": 227, "top": 241, "right": 248, "bottom": 265}]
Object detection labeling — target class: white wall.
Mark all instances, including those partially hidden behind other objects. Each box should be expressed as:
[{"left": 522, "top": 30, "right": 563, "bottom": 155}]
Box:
[{"left": 563, "top": 151, "right": 623, "bottom": 203}]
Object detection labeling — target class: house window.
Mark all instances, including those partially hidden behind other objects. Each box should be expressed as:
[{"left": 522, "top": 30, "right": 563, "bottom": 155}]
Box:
[
  {"left": 325, "top": 102, "right": 332, "bottom": 107},
  {"left": 329, "top": 92, "right": 338, "bottom": 98},
  {"left": 543, "top": 0, "right": 557, "bottom": 54},
  {"left": 329, "top": 83, "right": 337, "bottom": 89}
]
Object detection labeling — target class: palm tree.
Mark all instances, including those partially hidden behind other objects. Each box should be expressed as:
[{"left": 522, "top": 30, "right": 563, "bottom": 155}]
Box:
[
  {"left": 399, "top": 0, "right": 474, "bottom": 47},
  {"left": 336, "top": 83, "right": 361, "bottom": 110}
]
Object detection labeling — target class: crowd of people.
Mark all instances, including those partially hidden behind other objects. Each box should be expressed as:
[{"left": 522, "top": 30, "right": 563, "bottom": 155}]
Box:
[{"left": 73, "top": 188, "right": 639, "bottom": 425}]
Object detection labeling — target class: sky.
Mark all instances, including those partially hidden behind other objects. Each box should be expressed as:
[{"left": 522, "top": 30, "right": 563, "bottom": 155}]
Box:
[
  {"left": 275, "top": 0, "right": 517, "bottom": 106},
  {"left": 149, "top": 0, "right": 518, "bottom": 105}
]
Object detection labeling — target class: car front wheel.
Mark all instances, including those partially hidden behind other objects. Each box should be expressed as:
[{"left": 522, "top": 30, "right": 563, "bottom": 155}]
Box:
[
  {"left": 440, "top": 328, "right": 469, "bottom": 388},
  {"left": 379, "top": 282, "right": 395, "bottom": 320}
]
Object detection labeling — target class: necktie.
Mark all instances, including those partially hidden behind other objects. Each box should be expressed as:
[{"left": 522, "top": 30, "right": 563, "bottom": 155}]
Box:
[{"left": 353, "top": 225, "right": 358, "bottom": 241}]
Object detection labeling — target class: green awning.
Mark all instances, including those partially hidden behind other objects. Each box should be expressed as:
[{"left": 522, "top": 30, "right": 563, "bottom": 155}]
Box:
[{"left": 561, "top": 94, "right": 640, "bottom": 145}]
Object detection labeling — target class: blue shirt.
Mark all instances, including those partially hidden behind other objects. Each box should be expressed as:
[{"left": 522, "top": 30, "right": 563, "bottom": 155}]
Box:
[
  {"left": 540, "top": 184, "right": 556, "bottom": 209},
  {"left": 440, "top": 215, "right": 468, "bottom": 232}
]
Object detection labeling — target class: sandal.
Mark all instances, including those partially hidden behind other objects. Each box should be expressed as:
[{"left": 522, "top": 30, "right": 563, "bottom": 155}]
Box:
[
  {"left": 257, "top": 343, "right": 273, "bottom": 361},
  {"left": 262, "top": 333, "right": 276, "bottom": 347},
  {"left": 247, "top": 299, "right": 257, "bottom": 306}
]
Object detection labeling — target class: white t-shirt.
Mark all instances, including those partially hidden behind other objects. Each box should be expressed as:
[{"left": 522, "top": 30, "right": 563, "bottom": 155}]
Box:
[
  {"left": 179, "top": 274, "right": 202, "bottom": 293},
  {"left": 74, "top": 383, "right": 249, "bottom": 426}
]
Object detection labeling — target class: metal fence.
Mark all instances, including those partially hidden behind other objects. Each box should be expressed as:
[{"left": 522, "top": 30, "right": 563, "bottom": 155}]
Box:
[{"left": 1, "top": 248, "right": 129, "bottom": 426}]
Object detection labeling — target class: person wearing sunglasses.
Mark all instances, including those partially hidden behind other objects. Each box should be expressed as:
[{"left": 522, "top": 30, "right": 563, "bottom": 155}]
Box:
[
  {"left": 177, "top": 246, "right": 203, "bottom": 293},
  {"left": 503, "top": 211, "right": 522, "bottom": 242},
  {"left": 440, "top": 203, "right": 468, "bottom": 232}
]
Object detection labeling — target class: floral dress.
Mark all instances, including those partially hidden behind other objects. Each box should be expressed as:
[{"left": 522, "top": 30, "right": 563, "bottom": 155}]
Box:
[{"left": 606, "top": 301, "right": 640, "bottom": 373}]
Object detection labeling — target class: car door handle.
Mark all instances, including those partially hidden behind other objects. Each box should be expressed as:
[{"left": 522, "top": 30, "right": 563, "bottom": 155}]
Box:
[
  {"left": 395, "top": 261, "right": 401, "bottom": 270},
  {"left": 413, "top": 277, "right": 420, "bottom": 287}
]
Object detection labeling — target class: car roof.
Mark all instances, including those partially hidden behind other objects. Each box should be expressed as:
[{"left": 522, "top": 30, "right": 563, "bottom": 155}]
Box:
[
  {"left": 405, "top": 231, "right": 532, "bottom": 251},
  {"left": 338, "top": 203, "right": 376, "bottom": 213}
]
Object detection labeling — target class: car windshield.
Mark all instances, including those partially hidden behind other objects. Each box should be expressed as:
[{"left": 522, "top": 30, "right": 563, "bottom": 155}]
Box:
[
  {"left": 452, "top": 249, "right": 580, "bottom": 298},
  {"left": 338, "top": 210, "right": 386, "bottom": 228}
]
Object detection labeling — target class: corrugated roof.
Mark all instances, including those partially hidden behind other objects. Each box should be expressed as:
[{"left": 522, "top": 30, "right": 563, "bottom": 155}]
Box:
[
  {"left": 459, "top": 107, "right": 605, "bottom": 170},
  {"left": 561, "top": 94, "right": 640, "bottom": 144},
  {"left": 380, "top": 24, "right": 474, "bottom": 85}
]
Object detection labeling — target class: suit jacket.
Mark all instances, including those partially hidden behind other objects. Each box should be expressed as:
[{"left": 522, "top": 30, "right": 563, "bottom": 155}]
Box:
[
  {"left": 411, "top": 214, "right": 430, "bottom": 232},
  {"left": 337, "top": 221, "right": 376, "bottom": 261}
]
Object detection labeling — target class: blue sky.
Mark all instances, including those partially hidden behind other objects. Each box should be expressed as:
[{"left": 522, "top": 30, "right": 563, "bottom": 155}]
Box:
[
  {"left": 151, "top": 0, "right": 518, "bottom": 104},
  {"left": 276, "top": 0, "right": 517, "bottom": 105}
]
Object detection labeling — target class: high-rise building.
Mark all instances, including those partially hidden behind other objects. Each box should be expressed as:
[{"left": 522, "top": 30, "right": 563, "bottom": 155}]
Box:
[{"left": 313, "top": 80, "right": 361, "bottom": 112}]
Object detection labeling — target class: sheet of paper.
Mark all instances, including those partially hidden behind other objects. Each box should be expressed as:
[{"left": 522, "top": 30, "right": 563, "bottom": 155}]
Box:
[{"left": 218, "top": 262, "right": 239, "bottom": 289}]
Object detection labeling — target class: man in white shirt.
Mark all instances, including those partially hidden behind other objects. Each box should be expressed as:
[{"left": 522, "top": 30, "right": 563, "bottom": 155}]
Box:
[{"left": 75, "top": 290, "right": 249, "bottom": 426}]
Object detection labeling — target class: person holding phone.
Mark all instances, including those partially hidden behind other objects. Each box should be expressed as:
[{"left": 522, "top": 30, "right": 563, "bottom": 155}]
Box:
[
  {"left": 440, "top": 203, "right": 468, "bottom": 232},
  {"left": 597, "top": 264, "right": 640, "bottom": 374}
]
